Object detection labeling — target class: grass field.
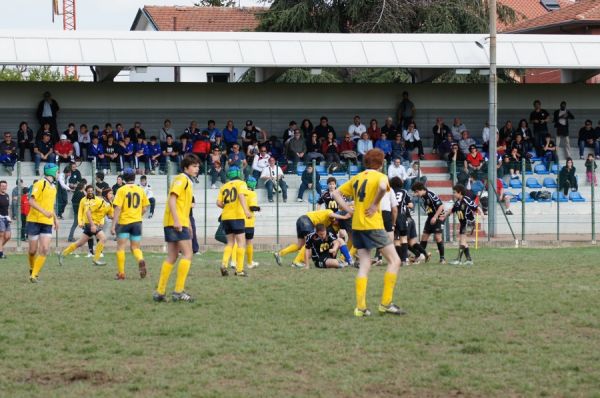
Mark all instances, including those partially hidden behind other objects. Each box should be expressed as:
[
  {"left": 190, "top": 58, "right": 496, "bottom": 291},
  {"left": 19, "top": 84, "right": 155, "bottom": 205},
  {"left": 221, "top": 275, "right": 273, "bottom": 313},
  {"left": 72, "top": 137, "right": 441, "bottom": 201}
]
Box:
[{"left": 1, "top": 247, "right": 599, "bottom": 397}]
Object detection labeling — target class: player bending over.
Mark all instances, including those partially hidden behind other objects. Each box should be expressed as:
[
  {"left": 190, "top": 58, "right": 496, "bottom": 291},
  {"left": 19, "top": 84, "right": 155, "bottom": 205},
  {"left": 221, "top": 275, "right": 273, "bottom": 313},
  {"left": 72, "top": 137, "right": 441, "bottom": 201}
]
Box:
[
  {"left": 154, "top": 154, "right": 200, "bottom": 302},
  {"left": 304, "top": 224, "right": 347, "bottom": 269},
  {"left": 332, "top": 148, "right": 406, "bottom": 317},
  {"left": 59, "top": 186, "right": 113, "bottom": 266},
  {"left": 411, "top": 182, "right": 446, "bottom": 264},
  {"left": 440, "top": 184, "right": 480, "bottom": 266}
]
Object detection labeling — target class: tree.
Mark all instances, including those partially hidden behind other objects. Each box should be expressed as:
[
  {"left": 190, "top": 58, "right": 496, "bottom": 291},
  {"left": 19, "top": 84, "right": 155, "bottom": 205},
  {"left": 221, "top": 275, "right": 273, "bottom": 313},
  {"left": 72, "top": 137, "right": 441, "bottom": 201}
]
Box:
[
  {"left": 0, "top": 66, "right": 75, "bottom": 82},
  {"left": 194, "top": 0, "right": 237, "bottom": 6}
]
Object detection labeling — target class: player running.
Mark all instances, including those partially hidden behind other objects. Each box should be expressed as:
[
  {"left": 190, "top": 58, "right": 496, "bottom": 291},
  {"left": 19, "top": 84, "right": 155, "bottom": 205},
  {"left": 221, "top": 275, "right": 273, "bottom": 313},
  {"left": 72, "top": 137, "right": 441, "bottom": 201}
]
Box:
[
  {"left": 440, "top": 184, "right": 480, "bottom": 266},
  {"left": 332, "top": 148, "right": 405, "bottom": 317},
  {"left": 153, "top": 154, "right": 200, "bottom": 302},
  {"left": 217, "top": 166, "right": 252, "bottom": 277},
  {"left": 27, "top": 163, "right": 59, "bottom": 283},
  {"left": 59, "top": 185, "right": 113, "bottom": 266},
  {"left": 110, "top": 168, "right": 150, "bottom": 280},
  {"left": 411, "top": 182, "right": 446, "bottom": 264},
  {"left": 303, "top": 223, "right": 347, "bottom": 269}
]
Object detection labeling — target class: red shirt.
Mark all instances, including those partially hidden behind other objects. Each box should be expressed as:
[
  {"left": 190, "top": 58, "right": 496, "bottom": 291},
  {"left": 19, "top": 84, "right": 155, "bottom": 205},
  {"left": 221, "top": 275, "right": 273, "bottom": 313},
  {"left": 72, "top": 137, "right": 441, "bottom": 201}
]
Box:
[
  {"left": 368, "top": 127, "right": 381, "bottom": 142},
  {"left": 466, "top": 152, "right": 484, "bottom": 167},
  {"left": 21, "top": 194, "right": 30, "bottom": 215},
  {"left": 54, "top": 140, "right": 73, "bottom": 155},
  {"left": 339, "top": 139, "right": 355, "bottom": 152}
]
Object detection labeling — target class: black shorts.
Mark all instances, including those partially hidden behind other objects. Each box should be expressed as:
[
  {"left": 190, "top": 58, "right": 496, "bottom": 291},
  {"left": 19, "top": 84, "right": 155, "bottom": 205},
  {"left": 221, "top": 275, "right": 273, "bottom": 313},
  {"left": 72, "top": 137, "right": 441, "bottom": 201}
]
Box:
[
  {"left": 459, "top": 220, "right": 475, "bottom": 235},
  {"left": 27, "top": 222, "right": 53, "bottom": 238},
  {"left": 116, "top": 222, "right": 143, "bottom": 241},
  {"left": 245, "top": 227, "right": 255, "bottom": 240},
  {"left": 164, "top": 226, "right": 191, "bottom": 242},
  {"left": 423, "top": 217, "right": 444, "bottom": 235},
  {"left": 312, "top": 255, "right": 334, "bottom": 269},
  {"left": 83, "top": 224, "right": 103, "bottom": 237},
  {"left": 382, "top": 210, "right": 393, "bottom": 233},
  {"left": 352, "top": 229, "right": 391, "bottom": 250},
  {"left": 222, "top": 219, "right": 245, "bottom": 235},
  {"left": 296, "top": 215, "right": 314, "bottom": 239},
  {"left": 394, "top": 215, "right": 417, "bottom": 240}
]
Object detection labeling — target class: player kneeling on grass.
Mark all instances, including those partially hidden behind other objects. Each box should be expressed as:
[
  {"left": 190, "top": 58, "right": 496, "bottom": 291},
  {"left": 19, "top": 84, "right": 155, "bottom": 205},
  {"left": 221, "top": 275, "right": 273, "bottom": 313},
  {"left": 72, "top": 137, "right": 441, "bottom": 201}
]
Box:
[
  {"left": 332, "top": 148, "right": 406, "bottom": 317},
  {"left": 27, "top": 163, "right": 59, "bottom": 283},
  {"left": 303, "top": 223, "right": 347, "bottom": 269},
  {"left": 440, "top": 184, "right": 479, "bottom": 266},
  {"left": 153, "top": 154, "right": 200, "bottom": 303},
  {"left": 59, "top": 186, "right": 113, "bottom": 266},
  {"left": 110, "top": 168, "right": 150, "bottom": 280}
]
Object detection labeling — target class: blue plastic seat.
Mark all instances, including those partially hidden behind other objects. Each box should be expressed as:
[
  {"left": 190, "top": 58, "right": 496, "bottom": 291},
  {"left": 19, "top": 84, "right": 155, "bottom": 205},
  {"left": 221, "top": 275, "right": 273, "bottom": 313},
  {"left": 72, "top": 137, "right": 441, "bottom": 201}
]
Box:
[
  {"left": 569, "top": 191, "right": 586, "bottom": 202},
  {"left": 543, "top": 177, "right": 557, "bottom": 188},
  {"left": 534, "top": 164, "right": 549, "bottom": 175},
  {"left": 307, "top": 191, "right": 319, "bottom": 204},
  {"left": 550, "top": 164, "right": 559, "bottom": 174},
  {"left": 331, "top": 171, "right": 346, "bottom": 177},
  {"left": 515, "top": 192, "right": 533, "bottom": 202},
  {"left": 319, "top": 181, "right": 328, "bottom": 191},
  {"left": 296, "top": 164, "right": 306, "bottom": 176},
  {"left": 509, "top": 179, "right": 522, "bottom": 189},
  {"left": 526, "top": 177, "right": 542, "bottom": 189},
  {"left": 501, "top": 179, "right": 508, "bottom": 189},
  {"left": 315, "top": 165, "right": 327, "bottom": 174},
  {"left": 552, "top": 192, "right": 569, "bottom": 202}
]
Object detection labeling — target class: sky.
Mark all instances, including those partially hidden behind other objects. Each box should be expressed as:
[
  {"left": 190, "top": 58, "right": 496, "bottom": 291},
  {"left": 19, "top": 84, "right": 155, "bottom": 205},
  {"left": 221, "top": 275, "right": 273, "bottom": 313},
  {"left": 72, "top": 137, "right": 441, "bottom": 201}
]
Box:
[{"left": 0, "top": 0, "right": 263, "bottom": 31}]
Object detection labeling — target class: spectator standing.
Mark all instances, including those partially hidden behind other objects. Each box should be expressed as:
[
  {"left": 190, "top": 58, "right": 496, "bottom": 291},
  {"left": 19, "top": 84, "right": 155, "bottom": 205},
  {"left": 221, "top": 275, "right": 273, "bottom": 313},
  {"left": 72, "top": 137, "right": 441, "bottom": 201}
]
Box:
[
  {"left": 339, "top": 133, "right": 358, "bottom": 164},
  {"left": 112, "top": 175, "right": 124, "bottom": 195},
  {"left": 20, "top": 186, "right": 30, "bottom": 241},
  {"left": 553, "top": 101, "right": 575, "bottom": 159},
  {"left": 585, "top": 153, "right": 598, "bottom": 186},
  {"left": 368, "top": 119, "right": 382, "bottom": 142},
  {"left": 54, "top": 134, "right": 74, "bottom": 164},
  {"left": 56, "top": 166, "right": 73, "bottom": 219},
  {"left": 68, "top": 181, "right": 85, "bottom": 242},
  {"left": 77, "top": 124, "right": 91, "bottom": 161},
  {"left": 305, "top": 133, "right": 324, "bottom": 164},
  {"left": 300, "top": 119, "right": 314, "bottom": 144},
  {"left": 578, "top": 120, "right": 599, "bottom": 160},
  {"left": 403, "top": 122, "right": 425, "bottom": 160},
  {"left": 397, "top": 91, "right": 415, "bottom": 130},
  {"left": 381, "top": 116, "right": 399, "bottom": 140},
  {"left": 388, "top": 158, "right": 408, "bottom": 181},
  {"left": 357, "top": 132, "right": 373, "bottom": 161},
  {"left": 252, "top": 145, "right": 271, "bottom": 180},
  {"left": 314, "top": 116, "right": 336, "bottom": 141},
  {"left": 286, "top": 129, "right": 306, "bottom": 171},
  {"left": 36, "top": 91, "right": 59, "bottom": 134},
  {"left": 139, "top": 175, "right": 155, "bottom": 218},
  {"left": 261, "top": 156, "right": 288, "bottom": 202},
  {"left": 17, "top": 121, "right": 34, "bottom": 161},
  {"left": 559, "top": 157, "right": 578, "bottom": 196},
  {"left": 159, "top": 119, "right": 176, "bottom": 143},
  {"left": 529, "top": 100, "right": 550, "bottom": 154},
  {"left": 451, "top": 117, "right": 467, "bottom": 141},
  {"left": 321, "top": 132, "right": 340, "bottom": 167},
  {"left": 95, "top": 172, "right": 109, "bottom": 197},
  {"left": 33, "top": 132, "right": 54, "bottom": 176},
  {"left": 432, "top": 117, "right": 451, "bottom": 154},
  {"left": 375, "top": 132, "right": 392, "bottom": 162},
  {"left": 67, "top": 162, "right": 82, "bottom": 190},
  {"left": 297, "top": 164, "right": 321, "bottom": 202},
  {"left": 0, "top": 132, "right": 18, "bottom": 175},
  {"left": 348, "top": 116, "right": 366, "bottom": 142},
  {"left": 448, "top": 143, "right": 467, "bottom": 184},
  {"left": 222, "top": 120, "right": 239, "bottom": 151},
  {"left": 458, "top": 130, "right": 476, "bottom": 156}
]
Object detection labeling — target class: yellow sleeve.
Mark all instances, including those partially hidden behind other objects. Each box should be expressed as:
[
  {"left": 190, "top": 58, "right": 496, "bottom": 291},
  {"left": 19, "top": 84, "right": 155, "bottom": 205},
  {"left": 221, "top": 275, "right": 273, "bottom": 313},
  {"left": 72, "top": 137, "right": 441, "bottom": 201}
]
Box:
[
  {"left": 141, "top": 190, "right": 150, "bottom": 207},
  {"left": 30, "top": 181, "right": 43, "bottom": 201},
  {"left": 338, "top": 178, "right": 354, "bottom": 199},
  {"left": 217, "top": 185, "right": 225, "bottom": 203},
  {"left": 78, "top": 198, "right": 86, "bottom": 225},
  {"left": 170, "top": 176, "right": 186, "bottom": 198},
  {"left": 106, "top": 203, "right": 114, "bottom": 218},
  {"left": 113, "top": 188, "right": 124, "bottom": 208}
]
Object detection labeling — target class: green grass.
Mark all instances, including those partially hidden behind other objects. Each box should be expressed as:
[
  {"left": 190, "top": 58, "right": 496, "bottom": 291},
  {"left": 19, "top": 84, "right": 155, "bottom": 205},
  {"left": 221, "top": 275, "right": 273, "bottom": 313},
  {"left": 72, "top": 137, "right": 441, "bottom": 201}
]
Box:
[{"left": 1, "top": 248, "right": 599, "bottom": 397}]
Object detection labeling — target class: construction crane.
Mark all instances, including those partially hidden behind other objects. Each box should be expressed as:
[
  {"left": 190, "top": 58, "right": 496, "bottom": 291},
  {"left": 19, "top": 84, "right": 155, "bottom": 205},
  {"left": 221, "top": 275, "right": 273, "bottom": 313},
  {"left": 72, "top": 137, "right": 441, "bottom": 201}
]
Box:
[{"left": 52, "top": 0, "right": 78, "bottom": 78}]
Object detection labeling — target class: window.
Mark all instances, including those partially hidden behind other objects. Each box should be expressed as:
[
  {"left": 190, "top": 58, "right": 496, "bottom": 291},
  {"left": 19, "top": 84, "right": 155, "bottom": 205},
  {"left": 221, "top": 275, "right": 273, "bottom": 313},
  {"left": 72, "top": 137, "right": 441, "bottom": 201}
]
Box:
[
  {"left": 540, "top": 0, "right": 560, "bottom": 11},
  {"left": 207, "top": 73, "right": 230, "bottom": 83}
]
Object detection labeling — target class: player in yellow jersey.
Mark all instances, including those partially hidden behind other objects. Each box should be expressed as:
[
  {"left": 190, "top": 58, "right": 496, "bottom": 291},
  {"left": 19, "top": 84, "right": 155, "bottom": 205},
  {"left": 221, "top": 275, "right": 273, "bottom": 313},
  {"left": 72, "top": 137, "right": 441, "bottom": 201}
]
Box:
[
  {"left": 110, "top": 168, "right": 150, "bottom": 280},
  {"left": 272, "top": 208, "right": 349, "bottom": 267},
  {"left": 332, "top": 149, "right": 406, "bottom": 317},
  {"left": 27, "top": 163, "right": 59, "bottom": 283},
  {"left": 153, "top": 154, "right": 200, "bottom": 302},
  {"left": 217, "top": 166, "right": 251, "bottom": 277},
  {"left": 58, "top": 185, "right": 113, "bottom": 267},
  {"left": 243, "top": 176, "right": 261, "bottom": 269}
]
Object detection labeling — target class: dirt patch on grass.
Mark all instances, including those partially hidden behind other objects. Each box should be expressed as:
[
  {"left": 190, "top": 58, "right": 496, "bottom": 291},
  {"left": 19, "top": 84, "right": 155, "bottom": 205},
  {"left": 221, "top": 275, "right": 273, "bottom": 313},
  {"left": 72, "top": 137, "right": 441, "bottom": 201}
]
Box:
[{"left": 23, "top": 369, "right": 114, "bottom": 386}]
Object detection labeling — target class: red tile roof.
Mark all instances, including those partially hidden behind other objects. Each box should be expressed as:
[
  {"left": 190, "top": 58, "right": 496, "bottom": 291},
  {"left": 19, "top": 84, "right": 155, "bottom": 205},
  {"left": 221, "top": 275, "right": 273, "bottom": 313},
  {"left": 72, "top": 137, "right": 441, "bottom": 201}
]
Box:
[
  {"left": 498, "top": 0, "right": 574, "bottom": 30},
  {"left": 503, "top": 0, "right": 600, "bottom": 32},
  {"left": 141, "top": 6, "right": 263, "bottom": 32}
]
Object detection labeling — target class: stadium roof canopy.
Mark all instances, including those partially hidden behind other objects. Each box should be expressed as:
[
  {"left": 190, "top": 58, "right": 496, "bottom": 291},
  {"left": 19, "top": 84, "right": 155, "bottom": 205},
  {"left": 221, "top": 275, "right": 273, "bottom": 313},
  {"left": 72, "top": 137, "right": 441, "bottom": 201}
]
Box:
[{"left": 1, "top": 30, "right": 599, "bottom": 82}]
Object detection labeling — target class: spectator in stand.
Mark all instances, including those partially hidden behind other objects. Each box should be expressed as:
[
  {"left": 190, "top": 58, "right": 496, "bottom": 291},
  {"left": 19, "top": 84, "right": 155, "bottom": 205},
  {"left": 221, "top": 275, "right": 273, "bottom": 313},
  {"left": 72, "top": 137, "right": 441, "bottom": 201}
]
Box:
[
  {"left": 357, "top": 132, "right": 373, "bottom": 162},
  {"left": 242, "top": 120, "right": 267, "bottom": 150},
  {"left": 179, "top": 134, "right": 193, "bottom": 158},
  {"left": 511, "top": 133, "right": 527, "bottom": 157},
  {"left": 432, "top": 117, "right": 451, "bottom": 154},
  {"left": 516, "top": 119, "right": 533, "bottom": 152},
  {"left": 403, "top": 122, "right": 425, "bottom": 160},
  {"left": 78, "top": 124, "right": 91, "bottom": 161},
  {"left": 203, "top": 120, "right": 220, "bottom": 143},
  {"left": 368, "top": 119, "right": 381, "bottom": 142},
  {"left": 113, "top": 123, "right": 127, "bottom": 143},
  {"left": 54, "top": 134, "right": 74, "bottom": 164},
  {"left": 17, "top": 121, "right": 34, "bottom": 161},
  {"left": 209, "top": 148, "right": 226, "bottom": 189},
  {"left": 451, "top": 117, "right": 467, "bottom": 141},
  {"left": 133, "top": 136, "right": 150, "bottom": 174},
  {"left": 391, "top": 133, "right": 409, "bottom": 164},
  {"left": 458, "top": 130, "right": 476, "bottom": 156},
  {"left": 438, "top": 131, "right": 455, "bottom": 161},
  {"left": 348, "top": 115, "right": 366, "bottom": 142},
  {"left": 464, "top": 144, "right": 486, "bottom": 181},
  {"left": 20, "top": 186, "right": 30, "bottom": 241},
  {"left": 388, "top": 158, "right": 408, "bottom": 181},
  {"left": 553, "top": 101, "right": 575, "bottom": 159},
  {"left": 119, "top": 136, "right": 134, "bottom": 170},
  {"left": 559, "top": 157, "right": 578, "bottom": 195},
  {"left": 0, "top": 132, "right": 17, "bottom": 175},
  {"left": 246, "top": 137, "right": 259, "bottom": 166},
  {"left": 222, "top": 120, "right": 239, "bottom": 151},
  {"left": 300, "top": 119, "right": 314, "bottom": 144},
  {"left": 268, "top": 135, "right": 286, "bottom": 164},
  {"left": 252, "top": 144, "right": 271, "bottom": 180},
  {"left": 211, "top": 134, "right": 227, "bottom": 155},
  {"left": 103, "top": 135, "right": 120, "bottom": 173},
  {"left": 56, "top": 166, "right": 73, "bottom": 219},
  {"left": 321, "top": 131, "right": 340, "bottom": 167},
  {"left": 36, "top": 91, "right": 59, "bottom": 135},
  {"left": 33, "top": 132, "right": 53, "bottom": 175},
  {"left": 306, "top": 132, "right": 325, "bottom": 164},
  {"left": 297, "top": 163, "right": 321, "bottom": 202},
  {"left": 228, "top": 143, "right": 247, "bottom": 170},
  {"left": 286, "top": 129, "right": 306, "bottom": 171},
  {"left": 101, "top": 123, "right": 114, "bottom": 144},
  {"left": 112, "top": 175, "right": 124, "bottom": 195},
  {"left": 129, "top": 121, "right": 146, "bottom": 141},
  {"left": 496, "top": 177, "right": 513, "bottom": 215},
  {"left": 339, "top": 133, "right": 358, "bottom": 165},
  {"left": 184, "top": 120, "right": 200, "bottom": 138},
  {"left": 89, "top": 135, "right": 106, "bottom": 171},
  {"left": 375, "top": 132, "right": 392, "bottom": 162},
  {"left": 507, "top": 147, "right": 523, "bottom": 180},
  {"left": 404, "top": 161, "right": 427, "bottom": 190},
  {"left": 530, "top": 100, "right": 550, "bottom": 153},
  {"left": 63, "top": 123, "right": 80, "bottom": 160},
  {"left": 191, "top": 130, "right": 211, "bottom": 164},
  {"left": 159, "top": 119, "right": 176, "bottom": 144},
  {"left": 481, "top": 121, "right": 493, "bottom": 156},
  {"left": 448, "top": 143, "right": 467, "bottom": 184},
  {"left": 397, "top": 91, "right": 415, "bottom": 130},
  {"left": 138, "top": 175, "right": 155, "bottom": 218},
  {"left": 36, "top": 121, "right": 53, "bottom": 144},
  {"left": 160, "top": 134, "right": 180, "bottom": 173},
  {"left": 381, "top": 116, "right": 398, "bottom": 140},
  {"left": 261, "top": 156, "right": 288, "bottom": 203},
  {"left": 67, "top": 181, "right": 85, "bottom": 242},
  {"left": 283, "top": 121, "right": 297, "bottom": 143},
  {"left": 91, "top": 125, "right": 100, "bottom": 138},
  {"left": 497, "top": 154, "right": 513, "bottom": 184},
  {"left": 495, "top": 131, "right": 507, "bottom": 158},
  {"left": 578, "top": 120, "right": 599, "bottom": 160},
  {"left": 585, "top": 153, "right": 597, "bottom": 186},
  {"left": 146, "top": 136, "right": 162, "bottom": 173},
  {"left": 499, "top": 120, "right": 514, "bottom": 147},
  {"left": 314, "top": 116, "right": 336, "bottom": 141},
  {"left": 542, "top": 134, "right": 558, "bottom": 170}
]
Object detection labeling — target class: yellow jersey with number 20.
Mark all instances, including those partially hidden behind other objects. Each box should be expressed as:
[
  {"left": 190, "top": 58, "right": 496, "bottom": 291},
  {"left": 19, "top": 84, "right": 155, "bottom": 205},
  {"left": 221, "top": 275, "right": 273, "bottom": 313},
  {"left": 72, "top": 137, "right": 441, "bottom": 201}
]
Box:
[
  {"left": 164, "top": 173, "right": 194, "bottom": 228},
  {"left": 218, "top": 179, "right": 248, "bottom": 221},
  {"left": 113, "top": 183, "right": 150, "bottom": 225},
  {"left": 338, "top": 170, "right": 389, "bottom": 231}
]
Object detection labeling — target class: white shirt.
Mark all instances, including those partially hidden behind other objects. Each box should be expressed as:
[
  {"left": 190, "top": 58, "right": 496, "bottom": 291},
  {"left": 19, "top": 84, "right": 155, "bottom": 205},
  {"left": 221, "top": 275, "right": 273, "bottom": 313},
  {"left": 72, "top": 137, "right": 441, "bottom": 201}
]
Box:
[
  {"left": 78, "top": 131, "right": 91, "bottom": 144},
  {"left": 348, "top": 123, "right": 366, "bottom": 141},
  {"left": 42, "top": 101, "right": 53, "bottom": 117},
  {"left": 388, "top": 164, "right": 408, "bottom": 180},
  {"left": 451, "top": 123, "right": 467, "bottom": 140},
  {"left": 403, "top": 128, "right": 421, "bottom": 143},
  {"left": 57, "top": 172, "right": 72, "bottom": 191},
  {"left": 261, "top": 165, "right": 283, "bottom": 180},
  {"left": 139, "top": 183, "right": 154, "bottom": 199},
  {"left": 252, "top": 153, "right": 270, "bottom": 172},
  {"left": 380, "top": 190, "right": 398, "bottom": 212},
  {"left": 405, "top": 168, "right": 419, "bottom": 180}
]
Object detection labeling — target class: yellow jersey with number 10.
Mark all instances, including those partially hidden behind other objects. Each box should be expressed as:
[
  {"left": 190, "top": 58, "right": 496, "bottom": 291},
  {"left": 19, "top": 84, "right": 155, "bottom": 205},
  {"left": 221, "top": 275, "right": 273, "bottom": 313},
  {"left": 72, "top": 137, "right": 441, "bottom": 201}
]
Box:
[
  {"left": 218, "top": 179, "right": 248, "bottom": 221},
  {"left": 338, "top": 170, "right": 389, "bottom": 231},
  {"left": 113, "top": 183, "right": 150, "bottom": 225},
  {"left": 26, "top": 178, "right": 57, "bottom": 225},
  {"left": 164, "top": 173, "right": 194, "bottom": 228}
]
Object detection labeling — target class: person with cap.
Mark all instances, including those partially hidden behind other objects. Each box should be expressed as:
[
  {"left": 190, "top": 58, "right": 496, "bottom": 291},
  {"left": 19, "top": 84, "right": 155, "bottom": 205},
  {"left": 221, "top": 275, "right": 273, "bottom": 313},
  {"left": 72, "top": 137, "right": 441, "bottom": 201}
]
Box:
[
  {"left": 36, "top": 91, "right": 59, "bottom": 135},
  {"left": 242, "top": 120, "right": 267, "bottom": 151},
  {"left": 54, "top": 134, "right": 74, "bottom": 164},
  {"left": 33, "top": 132, "right": 54, "bottom": 176},
  {"left": 27, "top": 163, "right": 59, "bottom": 283}
]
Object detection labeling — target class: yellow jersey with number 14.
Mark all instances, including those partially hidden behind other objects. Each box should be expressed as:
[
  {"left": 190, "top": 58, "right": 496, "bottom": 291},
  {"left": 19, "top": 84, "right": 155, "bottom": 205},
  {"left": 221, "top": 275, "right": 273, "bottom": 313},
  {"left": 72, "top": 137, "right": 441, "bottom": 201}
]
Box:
[
  {"left": 26, "top": 178, "right": 57, "bottom": 225},
  {"left": 338, "top": 170, "right": 389, "bottom": 231},
  {"left": 164, "top": 173, "right": 194, "bottom": 228},
  {"left": 218, "top": 179, "right": 248, "bottom": 221},
  {"left": 113, "top": 183, "right": 149, "bottom": 225}
]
